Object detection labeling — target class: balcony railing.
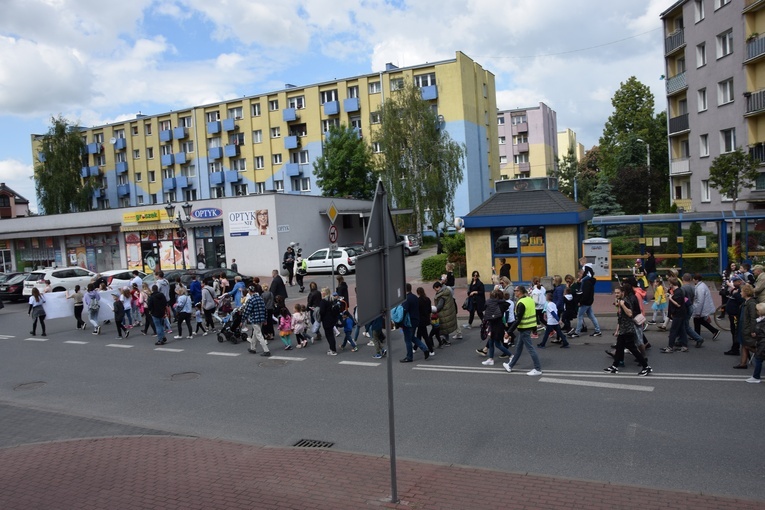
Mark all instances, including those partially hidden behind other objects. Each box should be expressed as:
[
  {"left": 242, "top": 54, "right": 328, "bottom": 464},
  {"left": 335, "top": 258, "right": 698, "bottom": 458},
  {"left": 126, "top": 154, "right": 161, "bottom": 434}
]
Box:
[
  {"left": 665, "top": 29, "right": 684, "bottom": 55},
  {"left": 670, "top": 158, "right": 690, "bottom": 175},
  {"left": 666, "top": 72, "right": 687, "bottom": 95},
  {"left": 746, "top": 89, "right": 765, "bottom": 114},
  {"left": 668, "top": 113, "right": 689, "bottom": 134},
  {"left": 749, "top": 144, "right": 765, "bottom": 164}
]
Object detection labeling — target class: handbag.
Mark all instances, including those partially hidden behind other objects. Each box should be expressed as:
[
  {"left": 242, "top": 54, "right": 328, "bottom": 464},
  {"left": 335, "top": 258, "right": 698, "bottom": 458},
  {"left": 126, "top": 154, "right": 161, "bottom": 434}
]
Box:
[
  {"left": 461, "top": 297, "right": 472, "bottom": 311},
  {"left": 633, "top": 313, "right": 646, "bottom": 326}
]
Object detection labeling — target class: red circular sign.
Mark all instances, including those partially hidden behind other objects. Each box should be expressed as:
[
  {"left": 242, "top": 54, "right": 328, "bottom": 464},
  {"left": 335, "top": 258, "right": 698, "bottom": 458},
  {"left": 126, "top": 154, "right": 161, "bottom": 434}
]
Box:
[{"left": 328, "top": 225, "right": 338, "bottom": 243}]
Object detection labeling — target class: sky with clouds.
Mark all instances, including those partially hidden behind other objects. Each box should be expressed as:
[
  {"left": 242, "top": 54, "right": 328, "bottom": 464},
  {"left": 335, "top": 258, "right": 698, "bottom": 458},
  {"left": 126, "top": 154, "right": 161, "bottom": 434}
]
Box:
[{"left": 0, "top": 0, "right": 670, "bottom": 212}]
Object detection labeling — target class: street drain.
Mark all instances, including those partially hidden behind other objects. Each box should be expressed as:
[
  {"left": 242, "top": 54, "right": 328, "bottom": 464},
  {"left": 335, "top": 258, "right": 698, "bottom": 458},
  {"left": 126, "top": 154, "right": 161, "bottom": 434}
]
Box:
[
  {"left": 259, "top": 359, "right": 288, "bottom": 368},
  {"left": 14, "top": 381, "right": 46, "bottom": 391},
  {"left": 293, "top": 439, "right": 334, "bottom": 448},
  {"left": 170, "top": 372, "right": 200, "bottom": 381}
]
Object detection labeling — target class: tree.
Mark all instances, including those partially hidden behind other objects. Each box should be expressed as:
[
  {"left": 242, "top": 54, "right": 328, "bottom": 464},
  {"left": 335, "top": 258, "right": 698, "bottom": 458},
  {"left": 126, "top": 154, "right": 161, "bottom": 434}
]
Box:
[
  {"left": 554, "top": 146, "right": 579, "bottom": 198},
  {"left": 373, "top": 81, "right": 465, "bottom": 234},
  {"left": 34, "top": 115, "right": 92, "bottom": 214},
  {"left": 708, "top": 146, "right": 760, "bottom": 247},
  {"left": 571, "top": 145, "right": 601, "bottom": 207},
  {"left": 312, "top": 124, "right": 375, "bottom": 200},
  {"left": 589, "top": 173, "right": 623, "bottom": 217}
]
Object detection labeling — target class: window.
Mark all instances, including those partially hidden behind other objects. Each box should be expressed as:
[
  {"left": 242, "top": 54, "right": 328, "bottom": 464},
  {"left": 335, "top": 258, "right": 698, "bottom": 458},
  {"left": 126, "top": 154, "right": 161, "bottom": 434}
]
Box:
[
  {"left": 270, "top": 127, "right": 280, "bottom": 138},
  {"left": 499, "top": 155, "right": 508, "bottom": 164},
  {"left": 694, "top": 0, "right": 704, "bottom": 22},
  {"left": 206, "top": 111, "right": 220, "bottom": 123},
  {"left": 718, "top": 78, "right": 734, "bottom": 105},
  {"left": 370, "top": 112, "right": 381, "bottom": 124},
  {"left": 232, "top": 184, "right": 248, "bottom": 196},
  {"left": 483, "top": 83, "right": 488, "bottom": 98},
  {"left": 180, "top": 164, "right": 196, "bottom": 177},
  {"left": 180, "top": 116, "right": 192, "bottom": 128},
  {"left": 498, "top": 116, "right": 505, "bottom": 125},
  {"left": 211, "top": 186, "right": 225, "bottom": 198},
  {"left": 414, "top": 72, "right": 436, "bottom": 87},
  {"left": 145, "top": 123, "right": 152, "bottom": 136},
  {"left": 159, "top": 120, "right": 171, "bottom": 131},
  {"left": 95, "top": 154, "right": 105, "bottom": 166},
  {"left": 678, "top": 98, "right": 688, "bottom": 115},
  {"left": 717, "top": 29, "right": 733, "bottom": 58},
  {"left": 256, "top": 182, "right": 266, "bottom": 194},
  {"left": 368, "top": 81, "right": 381, "bottom": 94},
  {"left": 150, "top": 193, "right": 158, "bottom": 204},
  {"left": 498, "top": 136, "right": 506, "bottom": 145},
  {"left": 208, "top": 137, "right": 221, "bottom": 149},
  {"left": 133, "top": 149, "right": 140, "bottom": 159},
  {"left": 291, "top": 150, "right": 309, "bottom": 164},
  {"left": 131, "top": 124, "right": 138, "bottom": 136},
  {"left": 252, "top": 130, "right": 262, "bottom": 143},
  {"left": 701, "top": 180, "right": 711, "bottom": 202},
  {"left": 114, "top": 129, "right": 125, "bottom": 139},
  {"left": 163, "top": 192, "right": 174, "bottom": 204},
  {"left": 514, "top": 154, "right": 529, "bottom": 164},
  {"left": 161, "top": 145, "right": 172, "bottom": 156},
  {"left": 757, "top": 173, "right": 765, "bottom": 190},
  {"left": 148, "top": 171, "right": 156, "bottom": 183},
  {"left": 162, "top": 168, "right": 174, "bottom": 179},
  {"left": 135, "top": 172, "right": 142, "bottom": 182},
  {"left": 273, "top": 154, "right": 282, "bottom": 165},
  {"left": 322, "top": 119, "right": 339, "bottom": 132},
  {"left": 514, "top": 135, "right": 528, "bottom": 144},
  {"left": 320, "top": 90, "right": 338, "bottom": 104},
  {"left": 696, "top": 43, "right": 706, "bottom": 67},
  {"left": 292, "top": 177, "right": 311, "bottom": 192},
  {"left": 274, "top": 180, "right": 284, "bottom": 192},
  {"left": 699, "top": 134, "right": 709, "bottom": 157},
  {"left": 349, "top": 116, "right": 361, "bottom": 135},
  {"left": 390, "top": 78, "right": 404, "bottom": 91},
  {"left": 183, "top": 189, "right": 197, "bottom": 201},
  {"left": 118, "top": 197, "right": 130, "bottom": 208},
  {"left": 117, "top": 174, "right": 128, "bottom": 185},
  {"left": 116, "top": 152, "right": 126, "bottom": 163},
  {"left": 720, "top": 128, "right": 736, "bottom": 153},
  {"left": 209, "top": 161, "right": 223, "bottom": 173},
  {"left": 715, "top": 0, "right": 731, "bottom": 9},
  {"left": 698, "top": 88, "right": 707, "bottom": 112},
  {"left": 372, "top": 142, "right": 382, "bottom": 153},
  {"left": 227, "top": 106, "right": 243, "bottom": 120},
  {"left": 269, "top": 99, "right": 279, "bottom": 111},
  {"left": 251, "top": 103, "right": 261, "bottom": 117},
  {"left": 287, "top": 96, "right": 305, "bottom": 109},
  {"left": 347, "top": 86, "right": 359, "bottom": 98},
  {"left": 254, "top": 156, "right": 264, "bottom": 169},
  {"left": 289, "top": 123, "right": 307, "bottom": 137},
  {"left": 512, "top": 115, "right": 527, "bottom": 125},
  {"left": 181, "top": 141, "right": 194, "bottom": 153},
  {"left": 94, "top": 133, "right": 104, "bottom": 144},
  {"left": 229, "top": 132, "right": 245, "bottom": 145},
  {"left": 680, "top": 139, "right": 690, "bottom": 158},
  {"left": 137, "top": 195, "right": 144, "bottom": 205},
  {"left": 231, "top": 159, "right": 246, "bottom": 172}
]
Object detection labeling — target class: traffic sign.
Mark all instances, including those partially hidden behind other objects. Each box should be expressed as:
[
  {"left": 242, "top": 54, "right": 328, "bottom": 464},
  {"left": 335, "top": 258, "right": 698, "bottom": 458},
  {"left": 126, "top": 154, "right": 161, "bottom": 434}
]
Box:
[
  {"left": 327, "top": 201, "right": 338, "bottom": 225},
  {"left": 328, "top": 225, "right": 338, "bottom": 244}
]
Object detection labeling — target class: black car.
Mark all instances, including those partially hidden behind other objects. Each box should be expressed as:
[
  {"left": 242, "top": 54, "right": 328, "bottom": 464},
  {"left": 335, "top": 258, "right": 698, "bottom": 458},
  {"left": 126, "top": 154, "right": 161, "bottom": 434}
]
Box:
[
  {"left": 143, "top": 268, "right": 251, "bottom": 288},
  {"left": 0, "top": 273, "right": 27, "bottom": 302}
]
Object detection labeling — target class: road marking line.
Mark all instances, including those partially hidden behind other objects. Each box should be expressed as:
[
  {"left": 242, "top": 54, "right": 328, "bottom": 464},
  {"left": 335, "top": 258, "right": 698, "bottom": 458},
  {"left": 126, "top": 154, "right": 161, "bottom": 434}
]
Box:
[
  {"left": 267, "top": 356, "right": 306, "bottom": 361},
  {"left": 338, "top": 361, "right": 381, "bottom": 367},
  {"left": 540, "top": 377, "right": 654, "bottom": 392},
  {"left": 414, "top": 367, "right": 507, "bottom": 375},
  {"left": 0, "top": 335, "right": 15, "bottom": 339},
  {"left": 207, "top": 352, "right": 240, "bottom": 357},
  {"left": 106, "top": 344, "right": 133, "bottom": 348},
  {"left": 64, "top": 341, "right": 88, "bottom": 344},
  {"left": 24, "top": 338, "right": 48, "bottom": 342},
  {"left": 155, "top": 347, "right": 184, "bottom": 352}
]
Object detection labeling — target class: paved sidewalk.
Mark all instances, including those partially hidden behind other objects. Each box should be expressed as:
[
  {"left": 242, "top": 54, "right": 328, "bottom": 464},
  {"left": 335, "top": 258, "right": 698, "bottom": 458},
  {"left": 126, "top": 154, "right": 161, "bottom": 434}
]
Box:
[{"left": 0, "top": 434, "right": 760, "bottom": 510}]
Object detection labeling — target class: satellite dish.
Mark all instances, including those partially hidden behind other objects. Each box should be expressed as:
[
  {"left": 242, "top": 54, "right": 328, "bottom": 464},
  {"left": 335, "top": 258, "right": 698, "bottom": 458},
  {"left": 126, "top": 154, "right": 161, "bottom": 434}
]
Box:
[{"left": 109, "top": 137, "right": 117, "bottom": 145}]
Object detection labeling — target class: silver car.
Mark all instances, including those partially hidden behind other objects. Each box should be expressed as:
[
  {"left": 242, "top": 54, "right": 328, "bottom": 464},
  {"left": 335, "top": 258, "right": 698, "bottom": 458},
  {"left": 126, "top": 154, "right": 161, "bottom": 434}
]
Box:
[{"left": 304, "top": 247, "right": 358, "bottom": 275}]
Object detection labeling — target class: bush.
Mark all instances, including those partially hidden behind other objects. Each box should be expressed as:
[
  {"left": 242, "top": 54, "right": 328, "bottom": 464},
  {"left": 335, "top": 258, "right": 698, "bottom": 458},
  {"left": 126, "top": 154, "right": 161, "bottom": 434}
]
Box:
[{"left": 421, "top": 254, "right": 448, "bottom": 281}]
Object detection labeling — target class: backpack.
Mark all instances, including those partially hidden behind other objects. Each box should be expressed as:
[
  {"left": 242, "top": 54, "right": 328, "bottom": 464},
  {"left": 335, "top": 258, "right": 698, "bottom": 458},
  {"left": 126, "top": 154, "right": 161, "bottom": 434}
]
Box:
[
  {"left": 88, "top": 296, "right": 100, "bottom": 312},
  {"left": 480, "top": 319, "right": 491, "bottom": 341},
  {"left": 391, "top": 305, "right": 410, "bottom": 327}
]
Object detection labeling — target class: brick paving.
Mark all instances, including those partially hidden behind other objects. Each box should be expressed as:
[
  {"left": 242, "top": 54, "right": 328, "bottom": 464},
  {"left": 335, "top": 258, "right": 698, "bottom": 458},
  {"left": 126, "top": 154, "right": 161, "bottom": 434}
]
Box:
[{"left": 0, "top": 435, "right": 760, "bottom": 510}]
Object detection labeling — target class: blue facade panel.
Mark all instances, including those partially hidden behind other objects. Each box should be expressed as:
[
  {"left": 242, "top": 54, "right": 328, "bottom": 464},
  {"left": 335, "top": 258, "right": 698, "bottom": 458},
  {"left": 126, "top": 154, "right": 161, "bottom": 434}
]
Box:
[
  {"left": 285, "top": 163, "right": 300, "bottom": 177},
  {"left": 174, "top": 127, "right": 187, "bottom": 139},
  {"left": 283, "top": 108, "right": 298, "bottom": 122},
  {"left": 115, "top": 161, "right": 128, "bottom": 174},
  {"left": 210, "top": 171, "right": 225, "bottom": 186},
  {"left": 343, "top": 98, "right": 360, "bottom": 113},
  {"left": 161, "top": 154, "right": 174, "bottom": 167},
  {"left": 207, "top": 121, "right": 221, "bottom": 134},
  {"left": 224, "top": 170, "right": 240, "bottom": 183},
  {"left": 87, "top": 143, "right": 99, "bottom": 154},
  {"left": 222, "top": 118, "right": 236, "bottom": 131},
  {"left": 175, "top": 176, "right": 189, "bottom": 189},
  {"left": 175, "top": 152, "right": 187, "bottom": 165},
  {"left": 117, "top": 184, "right": 130, "bottom": 197},
  {"left": 159, "top": 129, "right": 173, "bottom": 142},
  {"left": 209, "top": 147, "right": 223, "bottom": 160},
  {"left": 89, "top": 166, "right": 100, "bottom": 177},
  {"left": 163, "top": 177, "right": 176, "bottom": 190},
  {"left": 323, "top": 101, "right": 340, "bottom": 116},
  {"left": 224, "top": 144, "right": 239, "bottom": 158},
  {"left": 114, "top": 138, "right": 127, "bottom": 150},
  {"left": 284, "top": 136, "right": 299, "bottom": 150},
  {"left": 421, "top": 85, "right": 438, "bottom": 101}
]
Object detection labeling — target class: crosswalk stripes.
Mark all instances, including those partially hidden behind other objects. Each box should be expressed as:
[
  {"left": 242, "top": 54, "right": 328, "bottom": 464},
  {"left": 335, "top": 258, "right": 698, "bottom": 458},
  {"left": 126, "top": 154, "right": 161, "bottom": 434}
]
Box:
[
  {"left": 0, "top": 334, "right": 15, "bottom": 340},
  {"left": 106, "top": 344, "right": 133, "bottom": 349},
  {"left": 63, "top": 341, "right": 88, "bottom": 345},
  {"left": 155, "top": 347, "right": 184, "bottom": 352},
  {"left": 207, "top": 352, "right": 240, "bottom": 357},
  {"left": 24, "top": 338, "right": 48, "bottom": 342}
]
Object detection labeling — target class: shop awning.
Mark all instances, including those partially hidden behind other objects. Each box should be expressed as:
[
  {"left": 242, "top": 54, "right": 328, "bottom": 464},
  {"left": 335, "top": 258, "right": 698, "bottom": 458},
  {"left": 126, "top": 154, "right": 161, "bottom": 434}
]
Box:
[
  {"left": 120, "top": 223, "right": 176, "bottom": 232},
  {"left": 0, "top": 224, "right": 118, "bottom": 240}
]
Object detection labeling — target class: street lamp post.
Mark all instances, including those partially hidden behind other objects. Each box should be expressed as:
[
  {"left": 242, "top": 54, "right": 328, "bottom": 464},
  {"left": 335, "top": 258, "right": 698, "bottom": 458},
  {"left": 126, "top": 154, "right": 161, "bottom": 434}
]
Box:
[
  {"left": 164, "top": 200, "right": 193, "bottom": 270},
  {"left": 636, "top": 139, "right": 651, "bottom": 213}
]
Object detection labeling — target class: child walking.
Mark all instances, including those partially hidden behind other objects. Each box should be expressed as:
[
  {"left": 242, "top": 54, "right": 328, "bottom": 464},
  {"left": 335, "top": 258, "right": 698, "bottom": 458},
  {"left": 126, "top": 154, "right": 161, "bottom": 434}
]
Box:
[
  {"left": 340, "top": 310, "right": 358, "bottom": 351},
  {"left": 277, "top": 307, "right": 293, "bottom": 350},
  {"left": 194, "top": 303, "right": 208, "bottom": 336},
  {"left": 293, "top": 304, "right": 308, "bottom": 348},
  {"left": 650, "top": 278, "right": 668, "bottom": 326},
  {"left": 113, "top": 293, "right": 130, "bottom": 339},
  {"left": 537, "top": 291, "right": 569, "bottom": 348}
]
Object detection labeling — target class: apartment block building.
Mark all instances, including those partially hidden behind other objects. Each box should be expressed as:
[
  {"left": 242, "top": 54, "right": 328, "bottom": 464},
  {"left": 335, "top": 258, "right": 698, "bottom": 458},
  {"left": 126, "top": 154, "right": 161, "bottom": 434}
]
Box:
[
  {"left": 497, "top": 102, "right": 558, "bottom": 180},
  {"left": 31, "top": 51, "right": 497, "bottom": 219},
  {"left": 557, "top": 128, "right": 586, "bottom": 162},
  {"left": 661, "top": 0, "right": 765, "bottom": 212}
]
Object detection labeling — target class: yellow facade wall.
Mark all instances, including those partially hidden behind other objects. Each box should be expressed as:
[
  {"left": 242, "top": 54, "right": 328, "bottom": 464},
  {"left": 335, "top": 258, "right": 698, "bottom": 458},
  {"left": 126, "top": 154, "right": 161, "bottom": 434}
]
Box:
[
  {"left": 465, "top": 228, "right": 492, "bottom": 279},
  {"left": 544, "top": 225, "right": 579, "bottom": 278}
]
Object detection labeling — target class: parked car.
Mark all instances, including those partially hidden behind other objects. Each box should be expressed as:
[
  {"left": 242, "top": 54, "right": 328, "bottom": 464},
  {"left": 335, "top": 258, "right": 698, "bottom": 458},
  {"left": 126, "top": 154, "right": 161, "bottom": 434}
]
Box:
[
  {"left": 0, "top": 272, "right": 22, "bottom": 285},
  {"left": 100, "top": 269, "right": 147, "bottom": 290},
  {"left": 304, "top": 247, "right": 359, "bottom": 275},
  {"left": 397, "top": 234, "right": 421, "bottom": 256},
  {"left": 143, "top": 268, "right": 251, "bottom": 288},
  {"left": 0, "top": 273, "right": 26, "bottom": 302},
  {"left": 22, "top": 267, "right": 97, "bottom": 296}
]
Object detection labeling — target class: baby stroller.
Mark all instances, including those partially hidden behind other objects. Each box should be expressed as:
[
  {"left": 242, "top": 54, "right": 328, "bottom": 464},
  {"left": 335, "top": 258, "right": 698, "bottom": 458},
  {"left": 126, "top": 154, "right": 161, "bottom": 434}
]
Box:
[{"left": 216, "top": 306, "right": 247, "bottom": 344}]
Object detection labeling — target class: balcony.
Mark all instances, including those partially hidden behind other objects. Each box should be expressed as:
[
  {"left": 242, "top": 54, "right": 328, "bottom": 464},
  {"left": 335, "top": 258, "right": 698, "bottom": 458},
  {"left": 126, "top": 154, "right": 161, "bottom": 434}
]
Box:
[
  {"left": 323, "top": 101, "right": 340, "bottom": 116},
  {"left": 207, "top": 121, "right": 221, "bottom": 134},
  {"left": 515, "top": 142, "right": 529, "bottom": 153},
  {"left": 511, "top": 122, "right": 528, "bottom": 135},
  {"left": 174, "top": 152, "right": 187, "bottom": 165},
  {"left": 210, "top": 171, "right": 225, "bottom": 186},
  {"left": 114, "top": 138, "right": 127, "bottom": 150},
  {"left": 517, "top": 162, "right": 530, "bottom": 173},
  {"left": 222, "top": 118, "right": 237, "bottom": 132},
  {"left": 665, "top": 29, "right": 684, "bottom": 55},
  {"left": 749, "top": 143, "right": 765, "bottom": 163},
  {"left": 93, "top": 187, "right": 103, "bottom": 198},
  {"left": 161, "top": 154, "right": 174, "bottom": 167},
  {"left": 86, "top": 143, "right": 100, "bottom": 154},
  {"left": 744, "top": 0, "right": 765, "bottom": 13},
  {"left": 117, "top": 184, "right": 130, "bottom": 197},
  {"left": 666, "top": 72, "right": 687, "bottom": 95},
  {"left": 284, "top": 135, "right": 299, "bottom": 150},
  {"left": 343, "top": 98, "right": 360, "bottom": 113},
  {"left": 285, "top": 163, "right": 300, "bottom": 177},
  {"left": 163, "top": 177, "right": 176, "bottom": 190},
  {"left": 283, "top": 108, "right": 298, "bottom": 122},
  {"left": 159, "top": 129, "right": 173, "bottom": 142},
  {"left": 668, "top": 113, "right": 689, "bottom": 134},
  {"left": 174, "top": 126, "right": 187, "bottom": 140},
  {"left": 115, "top": 161, "right": 128, "bottom": 174},
  {"left": 224, "top": 170, "right": 240, "bottom": 183},
  {"left": 670, "top": 158, "right": 691, "bottom": 175},
  {"left": 224, "top": 144, "right": 239, "bottom": 158},
  {"left": 208, "top": 146, "right": 223, "bottom": 160},
  {"left": 80, "top": 166, "right": 98, "bottom": 178},
  {"left": 175, "top": 176, "right": 189, "bottom": 189},
  {"left": 746, "top": 89, "right": 765, "bottom": 115},
  {"left": 421, "top": 85, "right": 438, "bottom": 101}
]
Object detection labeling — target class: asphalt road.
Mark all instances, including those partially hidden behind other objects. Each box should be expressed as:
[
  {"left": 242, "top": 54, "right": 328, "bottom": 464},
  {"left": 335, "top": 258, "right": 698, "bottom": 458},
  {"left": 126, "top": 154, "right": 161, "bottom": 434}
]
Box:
[{"left": 1, "top": 251, "right": 763, "bottom": 502}]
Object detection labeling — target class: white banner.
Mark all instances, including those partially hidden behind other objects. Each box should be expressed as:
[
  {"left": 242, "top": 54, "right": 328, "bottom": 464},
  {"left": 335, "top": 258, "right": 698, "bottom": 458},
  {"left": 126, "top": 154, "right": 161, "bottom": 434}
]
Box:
[{"left": 38, "top": 290, "right": 120, "bottom": 320}]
